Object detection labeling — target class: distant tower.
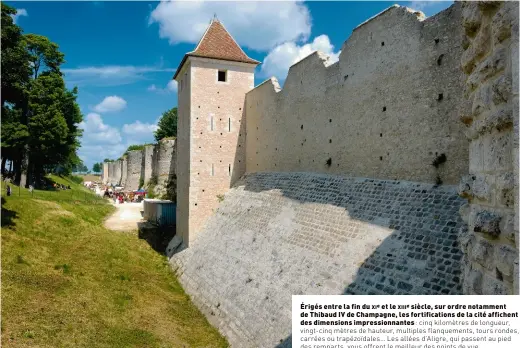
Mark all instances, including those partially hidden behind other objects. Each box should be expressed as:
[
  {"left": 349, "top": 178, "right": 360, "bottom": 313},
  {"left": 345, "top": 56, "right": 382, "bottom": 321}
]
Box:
[{"left": 174, "top": 18, "right": 260, "bottom": 247}]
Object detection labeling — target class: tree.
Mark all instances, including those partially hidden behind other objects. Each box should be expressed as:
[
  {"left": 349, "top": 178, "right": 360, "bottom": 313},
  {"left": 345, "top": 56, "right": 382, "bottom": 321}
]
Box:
[
  {"left": 92, "top": 163, "right": 101, "bottom": 173},
  {"left": 154, "top": 107, "right": 177, "bottom": 141}
]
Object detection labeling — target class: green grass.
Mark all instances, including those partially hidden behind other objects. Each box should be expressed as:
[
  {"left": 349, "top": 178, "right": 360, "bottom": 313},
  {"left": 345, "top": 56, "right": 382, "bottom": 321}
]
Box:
[{"left": 1, "top": 178, "right": 228, "bottom": 348}]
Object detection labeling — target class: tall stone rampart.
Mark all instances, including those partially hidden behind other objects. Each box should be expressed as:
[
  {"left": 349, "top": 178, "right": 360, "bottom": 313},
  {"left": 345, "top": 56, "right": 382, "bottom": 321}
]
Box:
[
  {"left": 245, "top": 3, "right": 467, "bottom": 185},
  {"left": 102, "top": 162, "right": 109, "bottom": 184},
  {"left": 113, "top": 160, "right": 122, "bottom": 185},
  {"left": 170, "top": 172, "right": 465, "bottom": 347},
  {"left": 154, "top": 139, "right": 176, "bottom": 186},
  {"left": 125, "top": 150, "right": 143, "bottom": 191},
  {"left": 143, "top": 145, "right": 155, "bottom": 184},
  {"left": 120, "top": 156, "right": 128, "bottom": 188},
  {"left": 458, "top": 1, "right": 519, "bottom": 295}
]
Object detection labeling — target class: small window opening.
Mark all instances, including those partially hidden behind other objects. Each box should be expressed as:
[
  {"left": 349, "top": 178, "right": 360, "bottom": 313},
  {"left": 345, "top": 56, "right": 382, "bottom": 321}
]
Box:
[
  {"left": 437, "top": 54, "right": 444, "bottom": 66},
  {"left": 380, "top": 133, "right": 383, "bottom": 137},
  {"left": 218, "top": 70, "right": 227, "bottom": 82},
  {"left": 381, "top": 41, "right": 385, "bottom": 46},
  {"left": 434, "top": 38, "right": 439, "bottom": 44},
  {"left": 438, "top": 93, "right": 443, "bottom": 101},
  {"left": 380, "top": 156, "right": 383, "bottom": 161},
  {"left": 383, "top": 106, "right": 386, "bottom": 112}
]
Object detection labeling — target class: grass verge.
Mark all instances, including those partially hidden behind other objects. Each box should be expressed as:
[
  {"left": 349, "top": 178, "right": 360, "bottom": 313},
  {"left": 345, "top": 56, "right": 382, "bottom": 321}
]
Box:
[{"left": 1, "top": 177, "right": 228, "bottom": 348}]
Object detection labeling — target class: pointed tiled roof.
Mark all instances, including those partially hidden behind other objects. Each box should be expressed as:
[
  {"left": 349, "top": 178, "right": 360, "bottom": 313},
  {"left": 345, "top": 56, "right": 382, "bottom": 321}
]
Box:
[{"left": 174, "top": 19, "right": 260, "bottom": 79}]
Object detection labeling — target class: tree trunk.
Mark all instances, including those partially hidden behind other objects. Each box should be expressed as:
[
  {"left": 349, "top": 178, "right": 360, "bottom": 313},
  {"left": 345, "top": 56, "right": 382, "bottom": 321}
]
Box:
[{"left": 1, "top": 157, "right": 6, "bottom": 176}]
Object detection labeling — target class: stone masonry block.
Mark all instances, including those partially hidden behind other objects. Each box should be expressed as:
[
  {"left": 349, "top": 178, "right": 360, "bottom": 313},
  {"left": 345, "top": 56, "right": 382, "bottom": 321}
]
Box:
[
  {"left": 481, "top": 272, "right": 509, "bottom": 295},
  {"left": 473, "top": 210, "right": 501, "bottom": 237},
  {"left": 495, "top": 172, "right": 514, "bottom": 207},
  {"left": 483, "top": 131, "right": 512, "bottom": 172},
  {"left": 472, "top": 83, "right": 492, "bottom": 116},
  {"left": 458, "top": 174, "right": 493, "bottom": 202},
  {"left": 462, "top": 23, "right": 491, "bottom": 75},
  {"left": 495, "top": 244, "right": 518, "bottom": 278},
  {"left": 462, "top": 3, "right": 482, "bottom": 37},
  {"left": 499, "top": 213, "right": 516, "bottom": 243},
  {"left": 470, "top": 235, "right": 494, "bottom": 270},
  {"left": 492, "top": 3, "right": 513, "bottom": 43},
  {"left": 492, "top": 75, "right": 512, "bottom": 106},
  {"left": 466, "top": 267, "right": 483, "bottom": 294}
]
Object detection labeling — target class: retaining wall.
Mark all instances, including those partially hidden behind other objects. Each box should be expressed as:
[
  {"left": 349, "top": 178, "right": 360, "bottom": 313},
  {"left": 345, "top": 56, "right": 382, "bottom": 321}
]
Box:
[{"left": 171, "top": 172, "right": 466, "bottom": 347}]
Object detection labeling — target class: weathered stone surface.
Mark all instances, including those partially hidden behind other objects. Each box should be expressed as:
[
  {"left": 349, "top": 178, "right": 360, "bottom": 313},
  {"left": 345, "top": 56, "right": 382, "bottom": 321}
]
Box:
[
  {"left": 496, "top": 172, "right": 514, "bottom": 207},
  {"left": 492, "top": 75, "right": 512, "bottom": 105},
  {"left": 491, "top": 4, "right": 513, "bottom": 43},
  {"left": 466, "top": 47, "right": 507, "bottom": 92},
  {"left": 481, "top": 272, "right": 509, "bottom": 295},
  {"left": 469, "top": 235, "right": 494, "bottom": 270},
  {"left": 125, "top": 150, "right": 143, "bottom": 191},
  {"left": 495, "top": 244, "right": 518, "bottom": 278},
  {"left": 462, "top": 24, "right": 491, "bottom": 74},
  {"left": 462, "top": 3, "right": 481, "bottom": 37},
  {"left": 472, "top": 83, "right": 492, "bottom": 116},
  {"left": 458, "top": 174, "right": 492, "bottom": 201},
  {"left": 170, "top": 172, "right": 465, "bottom": 346},
  {"left": 473, "top": 210, "right": 501, "bottom": 236}
]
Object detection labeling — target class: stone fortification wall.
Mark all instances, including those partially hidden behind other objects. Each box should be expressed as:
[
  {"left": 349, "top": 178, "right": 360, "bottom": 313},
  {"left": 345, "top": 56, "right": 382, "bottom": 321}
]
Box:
[
  {"left": 245, "top": 3, "right": 467, "bottom": 185},
  {"left": 120, "top": 156, "right": 128, "bottom": 188},
  {"left": 102, "top": 162, "right": 109, "bottom": 184},
  {"left": 171, "top": 172, "right": 465, "bottom": 347},
  {"left": 458, "top": 1, "right": 519, "bottom": 295},
  {"left": 154, "top": 139, "right": 176, "bottom": 186},
  {"left": 125, "top": 150, "right": 143, "bottom": 191},
  {"left": 113, "top": 160, "right": 122, "bottom": 185},
  {"left": 143, "top": 145, "right": 155, "bottom": 184},
  {"left": 108, "top": 162, "right": 116, "bottom": 184}
]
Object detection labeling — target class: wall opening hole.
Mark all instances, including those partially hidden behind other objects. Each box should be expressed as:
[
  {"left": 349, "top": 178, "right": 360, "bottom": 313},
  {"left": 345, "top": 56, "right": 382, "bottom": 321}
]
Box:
[
  {"left": 228, "top": 164, "right": 231, "bottom": 176},
  {"left": 275, "top": 148, "right": 278, "bottom": 151},
  {"left": 380, "top": 133, "right": 383, "bottom": 137},
  {"left": 217, "top": 91, "right": 219, "bottom": 94},
  {"left": 496, "top": 268, "right": 503, "bottom": 281},
  {"left": 220, "top": 145, "right": 222, "bottom": 148},
  {"left": 218, "top": 106, "right": 220, "bottom": 108},
  {"left": 198, "top": 106, "right": 200, "bottom": 108},
  {"left": 239, "top": 107, "right": 242, "bottom": 110},
  {"left": 437, "top": 54, "right": 444, "bottom": 66},
  {"left": 329, "top": 139, "right": 332, "bottom": 143},
  {"left": 434, "top": 38, "right": 439, "bottom": 44},
  {"left": 344, "top": 75, "right": 348, "bottom": 81},
  {"left": 195, "top": 203, "right": 197, "bottom": 206},
  {"left": 381, "top": 41, "right": 385, "bottom": 46},
  {"left": 220, "top": 133, "right": 223, "bottom": 135},
  {"left": 202, "top": 189, "right": 205, "bottom": 192},
  {"left": 218, "top": 70, "right": 227, "bottom": 82},
  {"left": 380, "top": 156, "right": 383, "bottom": 161},
  {"left": 383, "top": 106, "right": 386, "bottom": 112},
  {"left": 200, "top": 132, "right": 203, "bottom": 134},
  {"left": 301, "top": 125, "right": 303, "bottom": 130},
  {"left": 329, "top": 119, "right": 332, "bottom": 123},
  {"left": 326, "top": 158, "right": 332, "bottom": 167},
  {"left": 438, "top": 93, "right": 443, "bottom": 101}
]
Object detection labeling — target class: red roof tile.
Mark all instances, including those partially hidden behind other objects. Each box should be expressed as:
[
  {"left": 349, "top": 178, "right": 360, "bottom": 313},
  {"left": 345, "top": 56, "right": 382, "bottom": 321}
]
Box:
[{"left": 174, "top": 19, "right": 260, "bottom": 79}]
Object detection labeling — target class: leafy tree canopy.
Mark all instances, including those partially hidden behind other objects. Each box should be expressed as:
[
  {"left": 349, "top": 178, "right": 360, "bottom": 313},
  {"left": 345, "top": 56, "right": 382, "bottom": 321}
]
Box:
[{"left": 154, "top": 107, "right": 177, "bottom": 141}]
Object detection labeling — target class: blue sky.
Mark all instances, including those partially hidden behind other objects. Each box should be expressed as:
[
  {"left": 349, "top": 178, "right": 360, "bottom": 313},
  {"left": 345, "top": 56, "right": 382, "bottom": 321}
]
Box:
[{"left": 8, "top": 0, "right": 453, "bottom": 169}]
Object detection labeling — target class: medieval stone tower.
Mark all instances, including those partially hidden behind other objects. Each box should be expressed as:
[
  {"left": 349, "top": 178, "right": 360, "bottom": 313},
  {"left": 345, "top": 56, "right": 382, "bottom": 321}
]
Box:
[{"left": 174, "top": 18, "right": 260, "bottom": 247}]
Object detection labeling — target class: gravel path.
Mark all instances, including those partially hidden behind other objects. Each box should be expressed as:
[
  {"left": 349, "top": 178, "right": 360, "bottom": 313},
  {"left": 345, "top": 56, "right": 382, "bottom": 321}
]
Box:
[{"left": 104, "top": 201, "right": 144, "bottom": 232}]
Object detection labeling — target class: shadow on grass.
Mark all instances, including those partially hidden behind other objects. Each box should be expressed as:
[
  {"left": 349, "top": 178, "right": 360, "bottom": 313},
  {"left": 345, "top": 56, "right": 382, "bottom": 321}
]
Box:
[
  {"left": 1, "top": 196, "right": 18, "bottom": 227},
  {"left": 137, "top": 221, "right": 176, "bottom": 255}
]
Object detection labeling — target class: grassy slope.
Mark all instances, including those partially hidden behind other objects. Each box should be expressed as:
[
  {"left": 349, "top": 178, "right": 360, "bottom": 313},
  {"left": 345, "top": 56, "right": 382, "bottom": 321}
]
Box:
[{"left": 1, "top": 177, "right": 228, "bottom": 348}]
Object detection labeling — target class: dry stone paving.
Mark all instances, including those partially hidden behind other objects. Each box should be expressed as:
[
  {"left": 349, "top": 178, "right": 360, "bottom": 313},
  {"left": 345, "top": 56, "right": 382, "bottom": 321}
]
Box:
[{"left": 170, "top": 172, "right": 465, "bottom": 347}]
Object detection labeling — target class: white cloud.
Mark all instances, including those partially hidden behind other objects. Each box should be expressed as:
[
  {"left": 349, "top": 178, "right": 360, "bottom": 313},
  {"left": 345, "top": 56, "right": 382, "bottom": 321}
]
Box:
[
  {"left": 10, "top": 9, "right": 27, "bottom": 24},
  {"left": 122, "top": 120, "right": 158, "bottom": 135},
  {"left": 147, "top": 80, "right": 177, "bottom": 94},
  {"left": 62, "top": 65, "right": 176, "bottom": 87},
  {"left": 93, "top": 96, "right": 127, "bottom": 113},
  {"left": 260, "top": 35, "right": 340, "bottom": 81},
  {"left": 149, "top": 0, "right": 311, "bottom": 51},
  {"left": 78, "top": 114, "right": 159, "bottom": 167},
  {"left": 78, "top": 113, "right": 122, "bottom": 145}
]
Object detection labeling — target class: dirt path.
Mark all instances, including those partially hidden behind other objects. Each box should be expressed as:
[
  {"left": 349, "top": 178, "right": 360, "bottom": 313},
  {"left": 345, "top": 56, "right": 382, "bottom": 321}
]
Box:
[{"left": 104, "top": 201, "right": 144, "bottom": 232}]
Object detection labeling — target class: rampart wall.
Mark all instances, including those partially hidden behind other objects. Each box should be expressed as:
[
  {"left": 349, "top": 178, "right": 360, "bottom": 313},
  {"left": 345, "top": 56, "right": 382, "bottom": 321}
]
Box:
[
  {"left": 102, "top": 141, "right": 176, "bottom": 194},
  {"left": 125, "top": 150, "right": 143, "bottom": 191},
  {"left": 245, "top": 3, "right": 467, "bottom": 185},
  {"left": 102, "top": 162, "right": 109, "bottom": 184},
  {"left": 457, "top": 1, "right": 519, "bottom": 295},
  {"left": 143, "top": 145, "right": 155, "bottom": 184}
]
